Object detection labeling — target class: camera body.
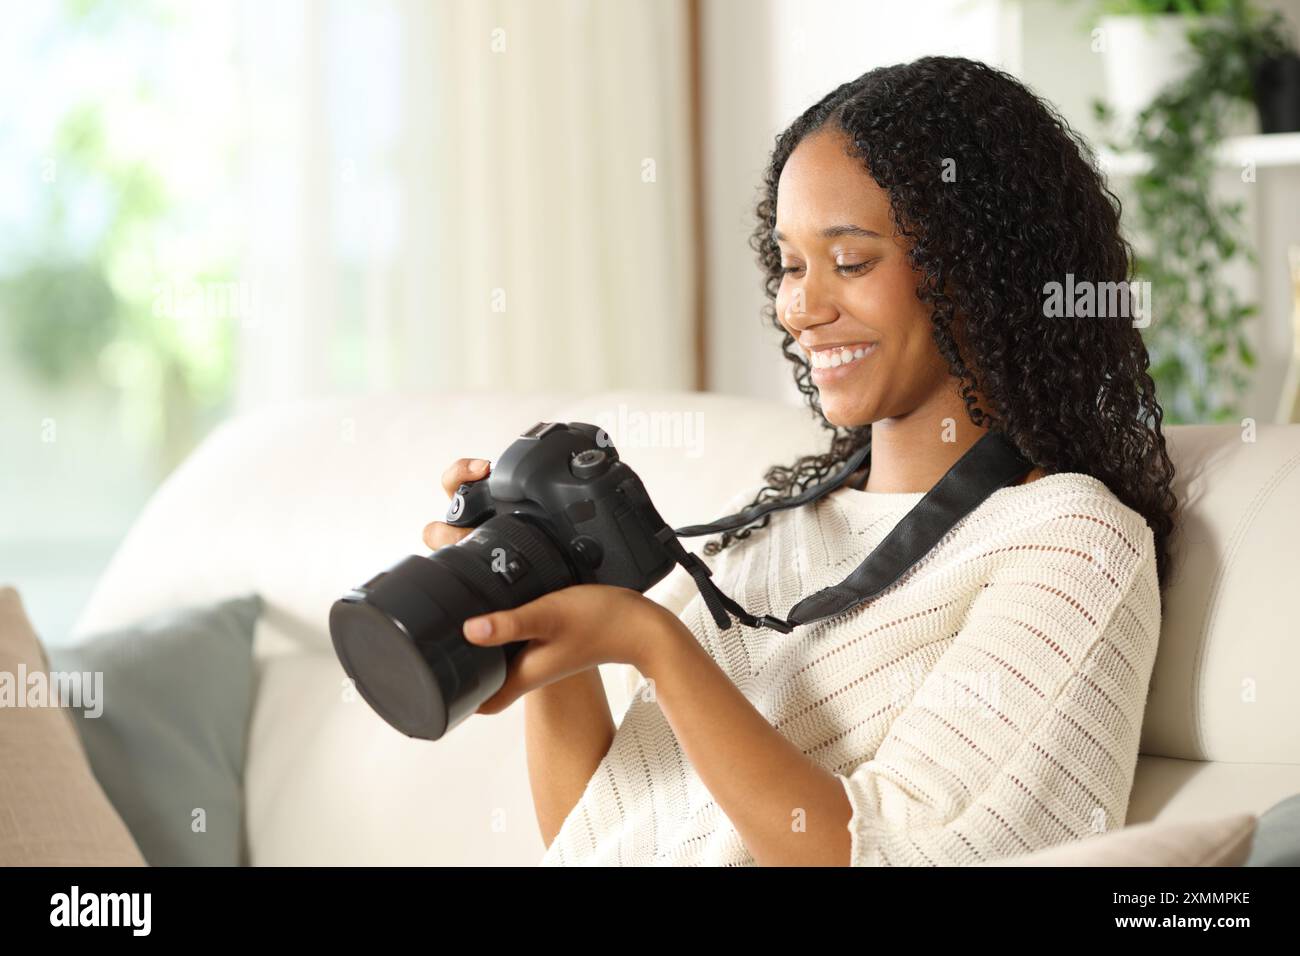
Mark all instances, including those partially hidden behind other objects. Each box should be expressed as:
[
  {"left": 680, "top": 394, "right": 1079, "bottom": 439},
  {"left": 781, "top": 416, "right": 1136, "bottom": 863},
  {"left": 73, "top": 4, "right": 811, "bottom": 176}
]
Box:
[
  {"left": 443, "top": 420, "right": 679, "bottom": 591},
  {"left": 329, "top": 421, "right": 683, "bottom": 741}
]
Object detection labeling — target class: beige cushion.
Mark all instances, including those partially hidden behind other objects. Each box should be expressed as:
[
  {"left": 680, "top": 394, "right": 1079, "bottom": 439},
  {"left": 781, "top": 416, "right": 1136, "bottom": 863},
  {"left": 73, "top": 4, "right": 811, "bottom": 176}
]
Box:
[
  {"left": 976, "top": 812, "right": 1257, "bottom": 867},
  {"left": 0, "top": 586, "right": 146, "bottom": 866}
]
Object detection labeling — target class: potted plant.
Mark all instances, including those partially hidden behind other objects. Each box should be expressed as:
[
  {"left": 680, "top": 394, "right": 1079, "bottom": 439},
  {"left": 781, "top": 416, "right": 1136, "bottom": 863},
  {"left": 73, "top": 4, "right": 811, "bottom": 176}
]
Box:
[
  {"left": 1100, "top": 1, "right": 1295, "bottom": 423},
  {"left": 1093, "top": 1, "right": 1212, "bottom": 140},
  {"left": 1066, "top": 0, "right": 1300, "bottom": 136},
  {"left": 1255, "top": 47, "right": 1300, "bottom": 133},
  {"left": 1060, "top": 0, "right": 1296, "bottom": 421}
]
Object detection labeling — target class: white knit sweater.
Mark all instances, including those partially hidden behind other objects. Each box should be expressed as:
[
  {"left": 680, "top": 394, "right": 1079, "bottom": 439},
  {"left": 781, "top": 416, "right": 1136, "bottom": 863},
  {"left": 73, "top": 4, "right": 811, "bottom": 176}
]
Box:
[{"left": 538, "top": 471, "right": 1162, "bottom": 866}]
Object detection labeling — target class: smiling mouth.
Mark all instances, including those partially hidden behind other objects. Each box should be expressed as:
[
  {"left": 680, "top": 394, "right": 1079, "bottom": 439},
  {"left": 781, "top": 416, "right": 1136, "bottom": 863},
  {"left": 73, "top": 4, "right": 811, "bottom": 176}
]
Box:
[{"left": 805, "top": 343, "right": 877, "bottom": 370}]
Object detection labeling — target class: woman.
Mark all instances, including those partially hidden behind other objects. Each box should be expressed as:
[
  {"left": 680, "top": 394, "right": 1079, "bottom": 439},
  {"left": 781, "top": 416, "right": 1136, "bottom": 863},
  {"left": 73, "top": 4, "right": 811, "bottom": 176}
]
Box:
[{"left": 425, "top": 56, "right": 1176, "bottom": 866}]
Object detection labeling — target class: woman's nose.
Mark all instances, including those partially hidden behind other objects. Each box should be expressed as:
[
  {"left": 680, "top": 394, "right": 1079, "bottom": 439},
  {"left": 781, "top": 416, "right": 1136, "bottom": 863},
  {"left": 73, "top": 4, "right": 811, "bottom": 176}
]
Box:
[
  {"left": 782, "top": 296, "right": 838, "bottom": 334},
  {"left": 780, "top": 277, "right": 838, "bottom": 332}
]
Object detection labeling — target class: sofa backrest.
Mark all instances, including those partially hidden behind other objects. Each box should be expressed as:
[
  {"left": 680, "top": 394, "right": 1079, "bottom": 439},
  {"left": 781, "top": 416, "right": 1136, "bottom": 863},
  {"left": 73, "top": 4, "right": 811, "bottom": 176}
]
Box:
[
  {"left": 73, "top": 389, "right": 823, "bottom": 643},
  {"left": 1137, "top": 422, "right": 1300, "bottom": 764}
]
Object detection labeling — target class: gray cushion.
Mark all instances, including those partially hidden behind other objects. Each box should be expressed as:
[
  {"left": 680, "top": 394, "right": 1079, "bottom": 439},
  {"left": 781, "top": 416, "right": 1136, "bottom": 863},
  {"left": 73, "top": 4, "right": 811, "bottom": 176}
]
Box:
[
  {"left": 1243, "top": 793, "right": 1300, "bottom": 866},
  {"left": 48, "top": 595, "right": 262, "bottom": 866}
]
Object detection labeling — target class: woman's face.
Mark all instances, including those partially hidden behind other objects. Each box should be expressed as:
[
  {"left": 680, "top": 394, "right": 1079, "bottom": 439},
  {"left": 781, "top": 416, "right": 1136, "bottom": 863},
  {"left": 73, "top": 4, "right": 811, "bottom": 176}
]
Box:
[{"left": 774, "top": 126, "right": 953, "bottom": 428}]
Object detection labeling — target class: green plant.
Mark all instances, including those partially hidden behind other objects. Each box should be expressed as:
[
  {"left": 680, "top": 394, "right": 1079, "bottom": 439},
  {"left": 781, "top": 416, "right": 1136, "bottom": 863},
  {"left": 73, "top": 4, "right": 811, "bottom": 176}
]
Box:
[
  {"left": 0, "top": 1, "right": 238, "bottom": 473},
  {"left": 1088, "top": 0, "right": 1295, "bottom": 422},
  {"left": 1054, "top": 0, "right": 1235, "bottom": 35},
  {"left": 1094, "top": 0, "right": 1232, "bottom": 16}
]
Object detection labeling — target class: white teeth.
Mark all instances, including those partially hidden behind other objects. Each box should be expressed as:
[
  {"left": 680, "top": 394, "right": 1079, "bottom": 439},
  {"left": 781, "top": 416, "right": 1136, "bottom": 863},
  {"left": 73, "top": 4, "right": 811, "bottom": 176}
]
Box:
[{"left": 810, "top": 345, "right": 873, "bottom": 369}]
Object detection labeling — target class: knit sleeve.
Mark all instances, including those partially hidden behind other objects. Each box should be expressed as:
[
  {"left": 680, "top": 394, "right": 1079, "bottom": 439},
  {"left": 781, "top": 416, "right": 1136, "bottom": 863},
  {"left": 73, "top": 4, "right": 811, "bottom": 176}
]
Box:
[{"left": 832, "top": 513, "right": 1161, "bottom": 866}]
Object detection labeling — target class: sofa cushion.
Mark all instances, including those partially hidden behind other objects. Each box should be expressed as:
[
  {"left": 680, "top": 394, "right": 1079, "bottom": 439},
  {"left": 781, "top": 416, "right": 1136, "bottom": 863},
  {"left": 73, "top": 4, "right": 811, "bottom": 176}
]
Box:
[
  {"left": 976, "top": 812, "right": 1257, "bottom": 866},
  {"left": 0, "top": 586, "right": 145, "bottom": 866},
  {"left": 48, "top": 594, "right": 262, "bottom": 866},
  {"left": 1243, "top": 792, "right": 1300, "bottom": 866}
]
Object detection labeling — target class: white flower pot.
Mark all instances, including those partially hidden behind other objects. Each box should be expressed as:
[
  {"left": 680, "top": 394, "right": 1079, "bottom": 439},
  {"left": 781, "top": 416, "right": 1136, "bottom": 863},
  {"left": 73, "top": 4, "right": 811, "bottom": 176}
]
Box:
[{"left": 1099, "top": 13, "right": 1197, "bottom": 139}]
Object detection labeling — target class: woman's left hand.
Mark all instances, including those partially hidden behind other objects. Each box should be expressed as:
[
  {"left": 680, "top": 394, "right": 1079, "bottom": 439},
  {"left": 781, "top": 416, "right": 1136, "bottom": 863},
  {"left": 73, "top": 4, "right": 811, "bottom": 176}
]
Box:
[{"left": 462, "top": 584, "right": 687, "bottom": 714}]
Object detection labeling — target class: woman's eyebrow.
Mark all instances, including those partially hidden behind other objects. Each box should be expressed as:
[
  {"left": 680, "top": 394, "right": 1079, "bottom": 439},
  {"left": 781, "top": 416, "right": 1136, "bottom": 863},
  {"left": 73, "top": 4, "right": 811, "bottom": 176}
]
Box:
[{"left": 772, "top": 224, "right": 884, "bottom": 243}]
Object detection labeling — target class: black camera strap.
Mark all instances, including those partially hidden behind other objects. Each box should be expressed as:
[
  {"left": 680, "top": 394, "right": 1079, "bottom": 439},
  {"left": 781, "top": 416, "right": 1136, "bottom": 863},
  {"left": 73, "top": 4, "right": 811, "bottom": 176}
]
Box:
[{"left": 653, "top": 429, "right": 1034, "bottom": 634}]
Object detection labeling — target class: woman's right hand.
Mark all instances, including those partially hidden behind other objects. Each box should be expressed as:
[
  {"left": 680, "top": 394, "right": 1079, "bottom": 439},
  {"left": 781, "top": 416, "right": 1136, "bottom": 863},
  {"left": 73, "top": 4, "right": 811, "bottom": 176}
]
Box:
[{"left": 423, "top": 457, "right": 491, "bottom": 550}]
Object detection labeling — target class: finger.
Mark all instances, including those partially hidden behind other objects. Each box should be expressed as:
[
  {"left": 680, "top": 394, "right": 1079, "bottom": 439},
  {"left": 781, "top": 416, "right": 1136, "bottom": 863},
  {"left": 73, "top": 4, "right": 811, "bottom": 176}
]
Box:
[
  {"left": 440, "top": 457, "right": 491, "bottom": 499},
  {"left": 462, "top": 596, "right": 556, "bottom": 647},
  {"left": 422, "top": 520, "right": 471, "bottom": 550}
]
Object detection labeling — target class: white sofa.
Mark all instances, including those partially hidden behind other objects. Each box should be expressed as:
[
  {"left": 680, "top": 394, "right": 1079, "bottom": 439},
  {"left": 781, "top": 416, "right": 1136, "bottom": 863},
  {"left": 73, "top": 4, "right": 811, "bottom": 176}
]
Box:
[{"left": 72, "top": 389, "right": 1300, "bottom": 865}]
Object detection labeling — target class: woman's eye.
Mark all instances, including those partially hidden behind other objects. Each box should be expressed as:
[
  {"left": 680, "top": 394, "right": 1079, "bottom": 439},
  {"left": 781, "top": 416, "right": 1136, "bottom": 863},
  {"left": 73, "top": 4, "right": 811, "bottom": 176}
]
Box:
[{"left": 780, "top": 261, "right": 874, "bottom": 277}]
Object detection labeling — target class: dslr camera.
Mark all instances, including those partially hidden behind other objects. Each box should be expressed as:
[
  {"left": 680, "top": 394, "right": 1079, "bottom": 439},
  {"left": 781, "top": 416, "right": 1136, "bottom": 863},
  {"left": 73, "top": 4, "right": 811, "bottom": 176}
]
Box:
[{"left": 330, "top": 421, "right": 694, "bottom": 741}]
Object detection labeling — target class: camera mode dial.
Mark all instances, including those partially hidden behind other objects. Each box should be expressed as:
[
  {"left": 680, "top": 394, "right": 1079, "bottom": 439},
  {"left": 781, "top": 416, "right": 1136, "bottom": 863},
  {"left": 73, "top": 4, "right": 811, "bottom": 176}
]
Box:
[{"left": 570, "top": 448, "right": 610, "bottom": 479}]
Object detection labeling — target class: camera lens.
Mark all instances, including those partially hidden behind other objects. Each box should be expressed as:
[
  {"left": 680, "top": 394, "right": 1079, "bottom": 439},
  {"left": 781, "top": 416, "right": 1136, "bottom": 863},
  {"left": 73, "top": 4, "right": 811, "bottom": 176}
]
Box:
[{"left": 330, "top": 514, "right": 576, "bottom": 740}]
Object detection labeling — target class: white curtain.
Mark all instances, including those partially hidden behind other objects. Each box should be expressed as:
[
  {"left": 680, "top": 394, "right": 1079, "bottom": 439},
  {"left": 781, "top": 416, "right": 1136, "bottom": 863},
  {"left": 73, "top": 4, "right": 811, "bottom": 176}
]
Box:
[{"left": 234, "top": 0, "right": 697, "bottom": 409}]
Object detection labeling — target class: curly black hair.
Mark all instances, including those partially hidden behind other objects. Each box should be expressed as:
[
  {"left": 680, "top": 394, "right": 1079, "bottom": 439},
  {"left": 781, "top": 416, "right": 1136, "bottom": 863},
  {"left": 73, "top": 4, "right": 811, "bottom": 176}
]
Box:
[{"left": 702, "top": 55, "right": 1178, "bottom": 592}]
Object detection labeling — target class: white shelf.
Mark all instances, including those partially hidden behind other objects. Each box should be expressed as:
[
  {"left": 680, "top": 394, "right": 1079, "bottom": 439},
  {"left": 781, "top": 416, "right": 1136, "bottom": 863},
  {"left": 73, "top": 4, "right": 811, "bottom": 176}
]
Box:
[{"left": 1098, "top": 132, "right": 1300, "bottom": 177}]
